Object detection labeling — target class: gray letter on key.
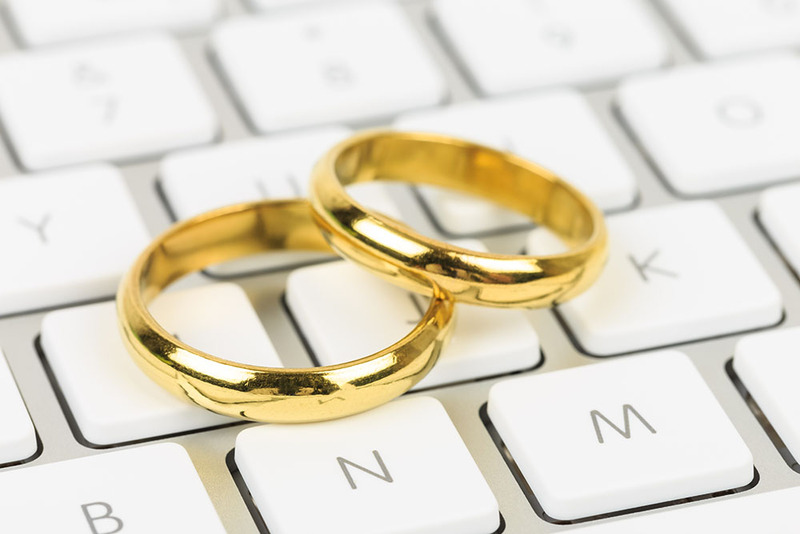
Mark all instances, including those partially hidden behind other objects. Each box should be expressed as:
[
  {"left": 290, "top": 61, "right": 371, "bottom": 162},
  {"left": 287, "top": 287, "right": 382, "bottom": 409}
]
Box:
[
  {"left": 17, "top": 213, "right": 51, "bottom": 244},
  {"left": 81, "top": 502, "right": 123, "bottom": 534},
  {"left": 337, "top": 450, "right": 393, "bottom": 489},
  {"left": 591, "top": 404, "right": 657, "bottom": 444},
  {"left": 628, "top": 249, "right": 678, "bottom": 282}
]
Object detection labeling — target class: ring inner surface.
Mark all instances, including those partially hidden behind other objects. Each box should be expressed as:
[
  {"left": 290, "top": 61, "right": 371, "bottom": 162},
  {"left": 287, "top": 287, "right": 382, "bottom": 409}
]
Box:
[
  {"left": 334, "top": 135, "right": 596, "bottom": 248},
  {"left": 129, "top": 200, "right": 447, "bottom": 373},
  {"left": 140, "top": 200, "right": 330, "bottom": 302},
  {"left": 117, "top": 199, "right": 454, "bottom": 421}
]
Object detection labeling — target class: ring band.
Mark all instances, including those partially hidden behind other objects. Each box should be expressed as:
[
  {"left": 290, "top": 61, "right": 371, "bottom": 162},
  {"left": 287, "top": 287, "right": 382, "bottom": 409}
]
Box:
[
  {"left": 310, "top": 130, "right": 608, "bottom": 308},
  {"left": 116, "top": 199, "right": 454, "bottom": 423}
]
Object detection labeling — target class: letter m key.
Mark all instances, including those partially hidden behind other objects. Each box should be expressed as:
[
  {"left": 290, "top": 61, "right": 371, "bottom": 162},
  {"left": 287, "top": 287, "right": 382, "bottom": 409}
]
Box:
[{"left": 590, "top": 404, "right": 657, "bottom": 444}]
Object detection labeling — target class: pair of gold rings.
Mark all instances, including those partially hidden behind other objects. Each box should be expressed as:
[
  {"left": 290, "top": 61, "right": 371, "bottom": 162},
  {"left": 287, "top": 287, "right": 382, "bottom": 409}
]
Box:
[{"left": 117, "top": 131, "right": 608, "bottom": 423}]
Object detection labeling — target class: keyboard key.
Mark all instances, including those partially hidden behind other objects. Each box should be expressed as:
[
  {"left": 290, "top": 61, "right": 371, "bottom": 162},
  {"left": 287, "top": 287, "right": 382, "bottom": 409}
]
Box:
[
  {"left": 618, "top": 54, "right": 800, "bottom": 195},
  {"left": 0, "top": 165, "right": 149, "bottom": 317},
  {"left": 759, "top": 182, "right": 800, "bottom": 274},
  {"left": 734, "top": 327, "right": 800, "bottom": 463},
  {"left": 40, "top": 284, "right": 282, "bottom": 445},
  {"left": 212, "top": 3, "right": 447, "bottom": 133},
  {"left": 161, "top": 127, "right": 401, "bottom": 276},
  {"left": 161, "top": 127, "right": 348, "bottom": 219},
  {"left": 248, "top": 0, "right": 331, "bottom": 9},
  {"left": 0, "top": 443, "right": 225, "bottom": 532},
  {"left": 432, "top": 0, "right": 668, "bottom": 95},
  {"left": 235, "top": 396, "right": 499, "bottom": 534},
  {"left": 0, "top": 349, "right": 37, "bottom": 465},
  {"left": 286, "top": 247, "right": 541, "bottom": 390},
  {"left": 528, "top": 201, "right": 782, "bottom": 355},
  {"left": 0, "top": 33, "right": 218, "bottom": 170},
  {"left": 395, "top": 90, "right": 637, "bottom": 235},
  {"left": 565, "top": 486, "right": 800, "bottom": 533},
  {"left": 659, "top": 0, "right": 800, "bottom": 58},
  {"left": 489, "top": 351, "right": 753, "bottom": 520},
  {"left": 6, "top": 0, "right": 222, "bottom": 47}
]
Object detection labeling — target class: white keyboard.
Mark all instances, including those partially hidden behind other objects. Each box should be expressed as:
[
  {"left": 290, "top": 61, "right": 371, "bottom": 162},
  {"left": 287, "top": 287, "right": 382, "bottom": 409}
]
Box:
[{"left": 2, "top": 1, "right": 800, "bottom": 533}]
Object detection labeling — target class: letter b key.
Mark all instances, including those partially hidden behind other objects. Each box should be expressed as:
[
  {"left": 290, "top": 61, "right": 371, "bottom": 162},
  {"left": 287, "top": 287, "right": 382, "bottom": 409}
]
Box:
[
  {"left": 0, "top": 444, "right": 225, "bottom": 532},
  {"left": 81, "top": 502, "right": 123, "bottom": 534}
]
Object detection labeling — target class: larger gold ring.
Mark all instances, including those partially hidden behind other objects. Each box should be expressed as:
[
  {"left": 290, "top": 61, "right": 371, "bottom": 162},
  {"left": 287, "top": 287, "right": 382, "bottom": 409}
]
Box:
[
  {"left": 116, "top": 199, "right": 454, "bottom": 423},
  {"left": 310, "top": 130, "right": 608, "bottom": 308}
]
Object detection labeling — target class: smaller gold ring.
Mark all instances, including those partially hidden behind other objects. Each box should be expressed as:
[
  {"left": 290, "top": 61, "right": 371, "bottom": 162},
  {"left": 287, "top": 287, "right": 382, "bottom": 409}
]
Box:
[
  {"left": 310, "top": 130, "right": 608, "bottom": 308},
  {"left": 116, "top": 199, "right": 454, "bottom": 423}
]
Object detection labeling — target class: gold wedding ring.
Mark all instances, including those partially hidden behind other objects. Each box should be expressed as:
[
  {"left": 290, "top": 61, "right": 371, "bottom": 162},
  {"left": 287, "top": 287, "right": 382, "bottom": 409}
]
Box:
[
  {"left": 118, "top": 131, "right": 607, "bottom": 422},
  {"left": 116, "top": 199, "right": 454, "bottom": 423},
  {"left": 310, "top": 130, "right": 608, "bottom": 308}
]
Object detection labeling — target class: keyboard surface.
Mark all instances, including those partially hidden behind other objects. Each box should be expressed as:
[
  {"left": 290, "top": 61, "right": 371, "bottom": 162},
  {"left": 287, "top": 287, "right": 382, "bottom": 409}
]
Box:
[{"left": 2, "top": 0, "right": 800, "bottom": 532}]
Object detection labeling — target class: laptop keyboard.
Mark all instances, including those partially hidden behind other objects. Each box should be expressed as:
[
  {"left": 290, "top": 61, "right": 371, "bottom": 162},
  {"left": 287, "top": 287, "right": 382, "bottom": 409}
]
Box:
[{"left": 1, "top": 0, "right": 800, "bottom": 532}]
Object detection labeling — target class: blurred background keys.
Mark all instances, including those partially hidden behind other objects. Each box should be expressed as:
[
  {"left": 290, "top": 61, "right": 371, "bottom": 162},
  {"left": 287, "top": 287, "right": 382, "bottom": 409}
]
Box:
[
  {"left": 759, "top": 182, "right": 800, "bottom": 275},
  {"left": 432, "top": 0, "right": 669, "bottom": 95},
  {"left": 618, "top": 54, "right": 800, "bottom": 196},
  {"left": 0, "top": 33, "right": 218, "bottom": 170},
  {"left": 212, "top": 2, "right": 447, "bottom": 133},
  {"left": 658, "top": 0, "right": 800, "bottom": 58},
  {"left": 5, "top": 0, "right": 222, "bottom": 47}
]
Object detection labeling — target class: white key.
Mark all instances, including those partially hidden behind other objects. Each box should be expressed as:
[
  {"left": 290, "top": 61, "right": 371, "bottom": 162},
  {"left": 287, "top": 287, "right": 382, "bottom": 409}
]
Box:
[
  {"left": 6, "top": 0, "right": 222, "bottom": 47},
  {"left": 0, "top": 33, "right": 218, "bottom": 170},
  {"left": 212, "top": 3, "right": 447, "bottom": 132},
  {"left": 0, "top": 349, "right": 37, "bottom": 465},
  {"left": 618, "top": 54, "right": 800, "bottom": 195},
  {"left": 235, "top": 396, "right": 499, "bottom": 534},
  {"left": 40, "top": 283, "right": 282, "bottom": 445},
  {"left": 0, "top": 165, "right": 149, "bottom": 317},
  {"left": 734, "top": 327, "right": 800, "bottom": 464},
  {"left": 659, "top": 0, "right": 800, "bottom": 59},
  {"left": 395, "top": 90, "right": 637, "bottom": 235},
  {"left": 565, "top": 486, "right": 800, "bottom": 533},
  {"left": 489, "top": 351, "right": 753, "bottom": 520},
  {"left": 759, "top": 182, "right": 800, "bottom": 274},
  {"left": 286, "top": 245, "right": 541, "bottom": 390},
  {"left": 433, "top": 0, "right": 668, "bottom": 95},
  {"left": 161, "top": 127, "right": 350, "bottom": 219},
  {"left": 248, "top": 0, "right": 337, "bottom": 9},
  {"left": 161, "top": 126, "right": 401, "bottom": 275},
  {"left": 0, "top": 443, "right": 225, "bottom": 532},
  {"left": 528, "top": 201, "right": 782, "bottom": 355}
]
